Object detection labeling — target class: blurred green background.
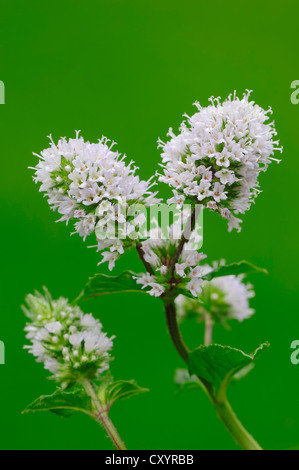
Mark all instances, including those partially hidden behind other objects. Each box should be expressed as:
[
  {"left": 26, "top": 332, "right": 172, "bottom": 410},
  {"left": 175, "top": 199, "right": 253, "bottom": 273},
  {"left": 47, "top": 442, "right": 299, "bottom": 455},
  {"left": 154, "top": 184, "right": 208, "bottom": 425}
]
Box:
[{"left": 0, "top": 0, "right": 298, "bottom": 450}]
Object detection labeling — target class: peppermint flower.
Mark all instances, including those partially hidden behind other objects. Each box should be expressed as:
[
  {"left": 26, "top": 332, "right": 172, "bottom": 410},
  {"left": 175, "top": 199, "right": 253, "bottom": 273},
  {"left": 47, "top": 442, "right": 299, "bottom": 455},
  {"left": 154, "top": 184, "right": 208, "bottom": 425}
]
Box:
[
  {"left": 133, "top": 224, "right": 207, "bottom": 299},
  {"left": 158, "top": 91, "right": 282, "bottom": 232},
  {"left": 176, "top": 270, "right": 255, "bottom": 326},
  {"left": 32, "top": 132, "right": 160, "bottom": 269},
  {"left": 22, "top": 288, "right": 114, "bottom": 388}
]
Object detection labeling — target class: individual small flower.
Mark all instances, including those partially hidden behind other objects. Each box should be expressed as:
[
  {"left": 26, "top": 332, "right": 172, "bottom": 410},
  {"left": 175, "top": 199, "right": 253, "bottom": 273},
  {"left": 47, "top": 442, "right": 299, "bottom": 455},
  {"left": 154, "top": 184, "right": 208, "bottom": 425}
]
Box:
[
  {"left": 167, "top": 189, "right": 186, "bottom": 208},
  {"left": 32, "top": 132, "right": 160, "bottom": 269},
  {"left": 135, "top": 272, "right": 156, "bottom": 288},
  {"left": 186, "top": 278, "right": 204, "bottom": 297},
  {"left": 98, "top": 251, "right": 120, "bottom": 271},
  {"left": 184, "top": 251, "right": 207, "bottom": 267},
  {"left": 175, "top": 263, "right": 187, "bottom": 278},
  {"left": 148, "top": 283, "right": 165, "bottom": 297},
  {"left": 212, "top": 182, "right": 227, "bottom": 203},
  {"left": 176, "top": 267, "right": 255, "bottom": 326},
  {"left": 22, "top": 288, "right": 114, "bottom": 387},
  {"left": 189, "top": 266, "right": 204, "bottom": 278},
  {"left": 215, "top": 169, "right": 238, "bottom": 186},
  {"left": 158, "top": 91, "right": 282, "bottom": 231}
]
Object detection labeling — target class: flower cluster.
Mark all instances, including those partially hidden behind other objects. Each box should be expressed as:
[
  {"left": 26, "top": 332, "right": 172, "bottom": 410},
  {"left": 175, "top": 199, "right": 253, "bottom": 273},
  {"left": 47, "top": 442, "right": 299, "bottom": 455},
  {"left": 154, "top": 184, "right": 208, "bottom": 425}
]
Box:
[
  {"left": 32, "top": 132, "right": 159, "bottom": 269},
  {"left": 158, "top": 91, "right": 282, "bottom": 231},
  {"left": 23, "top": 288, "right": 114, "bottom": 387},
  {"left": 134, "top": 223, "right": 207, "bottom": 298},
  {"left": 176, "top": 270, "right": 255, "bottom": 326}
]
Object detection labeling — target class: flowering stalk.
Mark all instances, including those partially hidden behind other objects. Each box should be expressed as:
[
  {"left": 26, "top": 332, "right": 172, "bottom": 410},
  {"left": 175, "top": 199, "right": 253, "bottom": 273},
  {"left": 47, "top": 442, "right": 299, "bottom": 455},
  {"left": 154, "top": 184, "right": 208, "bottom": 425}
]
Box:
[
  {"left": 135, "top": 210, "right": 262, "bottom": 449},
  {"left": 204, "top": 314, "right": 214, "bottom": 346},
  {"left": 82, "top": 378, "right": 127, "bottom": 450},
  {"left": 164, "top": 298, "right": 262, "bottom": 450},
  {"left": 169, "top": 206, "right": 199, "bottom": 277},
  {"left": 215, "top": 400, "right": 262, "bottom": 451},
  {"left": 164, "top": 301, "right": 190, "bottom": 363},
  {"left": 22, "top": 289, "right": 131, "bottom": 451}
]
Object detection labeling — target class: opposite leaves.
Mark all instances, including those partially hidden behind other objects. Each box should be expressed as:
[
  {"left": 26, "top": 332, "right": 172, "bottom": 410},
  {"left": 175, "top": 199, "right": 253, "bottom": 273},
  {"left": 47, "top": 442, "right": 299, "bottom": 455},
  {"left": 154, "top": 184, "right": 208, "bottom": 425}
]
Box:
[
  {"left": 74, "top": 260, "right": 267, "bottom": 303},
  {"left": 23, "top": 378, "right": 148, "bottom": 418}
]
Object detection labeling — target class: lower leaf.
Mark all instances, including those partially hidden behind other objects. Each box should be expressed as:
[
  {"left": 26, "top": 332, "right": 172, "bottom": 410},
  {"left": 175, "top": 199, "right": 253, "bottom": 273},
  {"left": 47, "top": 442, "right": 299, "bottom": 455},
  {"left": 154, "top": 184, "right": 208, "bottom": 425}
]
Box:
[
  {"left": 188, "top": 342, "right": 269, "bottom": 398},
  {"left": 22, "top": 386, "right": 93, "bottom": 418}
]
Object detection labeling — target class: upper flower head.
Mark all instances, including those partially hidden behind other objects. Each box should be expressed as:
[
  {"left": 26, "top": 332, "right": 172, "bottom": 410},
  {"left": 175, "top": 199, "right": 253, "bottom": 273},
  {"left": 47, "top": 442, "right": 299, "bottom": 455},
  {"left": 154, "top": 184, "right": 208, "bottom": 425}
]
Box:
[
  {"left": 158, "top": 91, "right": 282, "bottom": 231},
  {"left": 32, "top": 132, "right": 160, "bottom": 269},
  {"left": 22, "top": 288, "right": 114, "bottom": 388}
]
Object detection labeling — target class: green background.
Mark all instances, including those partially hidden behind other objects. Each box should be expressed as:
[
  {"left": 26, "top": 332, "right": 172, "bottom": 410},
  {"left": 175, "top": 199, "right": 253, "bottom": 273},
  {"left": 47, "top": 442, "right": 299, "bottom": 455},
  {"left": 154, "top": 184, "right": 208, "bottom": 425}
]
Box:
[{"left": 0, "top": 0, "right": 298, "bottom": 450}]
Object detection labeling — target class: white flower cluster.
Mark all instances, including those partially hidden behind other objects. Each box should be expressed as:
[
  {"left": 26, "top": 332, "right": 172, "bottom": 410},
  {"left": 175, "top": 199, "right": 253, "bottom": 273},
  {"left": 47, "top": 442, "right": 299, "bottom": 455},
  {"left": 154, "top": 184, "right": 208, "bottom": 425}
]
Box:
[
  {"left": 23, "top": 288, "right": 114, "bottom": 387},
  {"left": 176, "top": 270, "right": 255, "bottom": 325},
  {"left": 158, "top": 91, "right": 282, "bottom": 231},
  {"left": 134, "top": 225, "right": 207, "bottom": 298},
  {"left": 32, "top": 132, "right": 159, "bottom": 269}
]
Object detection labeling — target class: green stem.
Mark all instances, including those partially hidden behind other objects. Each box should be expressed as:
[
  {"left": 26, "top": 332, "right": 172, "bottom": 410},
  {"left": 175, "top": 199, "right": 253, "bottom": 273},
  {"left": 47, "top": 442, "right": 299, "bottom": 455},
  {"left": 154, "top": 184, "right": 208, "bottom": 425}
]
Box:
[
  {"left": 165, "top": 302, "right": 190, "bottom": 363},
  {"left": 204, "top": 314, "right": 214, "bottom": 346},
  {"left": 163, "top": 300, "right": 263, "bottom": 451},
  {"left": 82, "top": 378, "right": 127, "bottom": 451},
  {"left": 136, "top": 242, "right": 155, "bottom": 276},
  {"left": 169, "top": 206, "right": 199, "bottom": 277},
  {"left": 215, "top": 399, "right": 262, "bottom": 450}
]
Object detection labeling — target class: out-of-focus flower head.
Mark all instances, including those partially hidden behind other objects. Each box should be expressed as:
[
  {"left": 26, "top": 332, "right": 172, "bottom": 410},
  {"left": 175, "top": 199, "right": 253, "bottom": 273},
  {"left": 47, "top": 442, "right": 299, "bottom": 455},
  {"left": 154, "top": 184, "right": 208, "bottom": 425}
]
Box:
[
  {"left": 176, "top": 266, "right": 255, "bottom": 326},
  {"left": 23, "top": 288, "right": 114, "bottom": 388}
]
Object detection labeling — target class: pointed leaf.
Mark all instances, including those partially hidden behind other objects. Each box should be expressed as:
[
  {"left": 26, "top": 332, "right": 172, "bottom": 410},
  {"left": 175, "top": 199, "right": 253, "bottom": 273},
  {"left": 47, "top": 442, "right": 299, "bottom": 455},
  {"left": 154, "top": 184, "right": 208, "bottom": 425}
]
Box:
[
  {"left": 203, "top": 261, "right": 268, "bottom": 282},
  {"left": 98, "top": 379, "right": 149, "bottom": 408},
  {"left": 188, "top": 342, "right": 269, "bottom": 397},
  {"left": 22, "top": 387, "right": 93, "bottom": 418},
  {"left": 74, "top": 271, "right": 145, "bottom": 303}
]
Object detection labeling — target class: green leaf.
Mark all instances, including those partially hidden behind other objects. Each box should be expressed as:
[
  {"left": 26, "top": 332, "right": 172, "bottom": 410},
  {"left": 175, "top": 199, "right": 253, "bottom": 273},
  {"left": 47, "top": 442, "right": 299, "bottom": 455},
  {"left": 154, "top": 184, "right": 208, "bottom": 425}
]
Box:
[
  {"left": 98, "top": 378, "right": 149, "bottom": 408},
  {"left": 22, "top": 387, "right": 93, "bottom": 418},
  {"left": 74, "top": 271, "right": 145, "bottom": 303},
  {"left": 203, "top": 261, "right": 268, "bottom": 282},
  {"left": 188, "top": 342, "right": 269, "bottom": 398}
]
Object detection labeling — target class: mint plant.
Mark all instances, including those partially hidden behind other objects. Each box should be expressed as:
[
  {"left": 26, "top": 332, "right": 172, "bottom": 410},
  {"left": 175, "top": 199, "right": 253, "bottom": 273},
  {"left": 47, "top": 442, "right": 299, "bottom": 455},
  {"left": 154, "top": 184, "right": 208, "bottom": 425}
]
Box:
[
  {"left": 22, "top": 289, "right": 147, "bottom": 450},
  {"left": 25, "top": 91, "right": 282, "bottom": 450}
]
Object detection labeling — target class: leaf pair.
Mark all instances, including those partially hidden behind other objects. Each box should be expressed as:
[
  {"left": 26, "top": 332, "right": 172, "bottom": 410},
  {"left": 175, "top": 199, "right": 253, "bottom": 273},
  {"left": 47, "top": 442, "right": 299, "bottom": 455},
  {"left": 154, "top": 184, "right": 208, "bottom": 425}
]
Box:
[
  {"left": 23, "top": 376, "right": 148, "bottom": 418},
  {"left": 74, "top": 261, "right": 268, "bottom": 303}
]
